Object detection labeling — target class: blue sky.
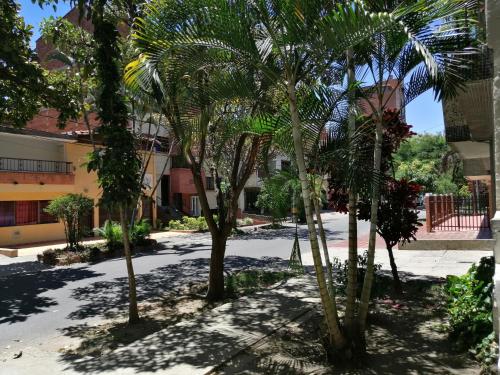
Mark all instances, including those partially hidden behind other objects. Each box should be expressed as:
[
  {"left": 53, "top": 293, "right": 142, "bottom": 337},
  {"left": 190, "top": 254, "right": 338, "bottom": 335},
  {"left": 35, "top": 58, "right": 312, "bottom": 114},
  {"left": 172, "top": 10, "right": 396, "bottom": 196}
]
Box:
[{"left": 18, "top": 0, "right": 445, "bottom": 135}]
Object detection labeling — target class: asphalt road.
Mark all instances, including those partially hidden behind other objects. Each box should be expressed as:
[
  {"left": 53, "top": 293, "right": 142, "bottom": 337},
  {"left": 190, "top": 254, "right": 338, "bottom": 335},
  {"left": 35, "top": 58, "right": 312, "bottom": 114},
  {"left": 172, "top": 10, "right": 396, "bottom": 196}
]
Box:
[{"left": 0, "top": 212, "right": 369, "bottom": 354}]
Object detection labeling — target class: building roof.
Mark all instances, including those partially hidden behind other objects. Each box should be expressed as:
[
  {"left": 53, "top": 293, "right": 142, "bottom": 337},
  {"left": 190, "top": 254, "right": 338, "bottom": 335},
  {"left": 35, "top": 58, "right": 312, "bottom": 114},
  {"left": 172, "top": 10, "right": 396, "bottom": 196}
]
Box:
[{"left": 0, "top": 124, "right": 77, "bottom": 142}]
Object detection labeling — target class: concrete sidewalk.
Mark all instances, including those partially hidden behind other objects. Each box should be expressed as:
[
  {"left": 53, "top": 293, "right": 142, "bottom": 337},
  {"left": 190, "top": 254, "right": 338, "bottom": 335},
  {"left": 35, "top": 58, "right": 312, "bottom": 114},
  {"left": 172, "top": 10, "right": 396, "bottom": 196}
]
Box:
[{"left": 1, "top": 276, "right": 319, "bottom": 375}]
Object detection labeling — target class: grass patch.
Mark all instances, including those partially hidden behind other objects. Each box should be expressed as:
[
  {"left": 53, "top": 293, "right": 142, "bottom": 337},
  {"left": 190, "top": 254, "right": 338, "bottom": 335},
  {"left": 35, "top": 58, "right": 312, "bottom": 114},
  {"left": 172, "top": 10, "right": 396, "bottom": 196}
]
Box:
[{"left": 226, "top": 270, "right": 296, "bottom": 297}]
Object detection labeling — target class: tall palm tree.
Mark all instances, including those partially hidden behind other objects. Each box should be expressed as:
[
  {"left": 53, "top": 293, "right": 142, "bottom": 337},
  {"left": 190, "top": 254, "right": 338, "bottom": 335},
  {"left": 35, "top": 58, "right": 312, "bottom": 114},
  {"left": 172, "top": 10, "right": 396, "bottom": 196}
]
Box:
[
  {"left": 352, "top": 0, "right": 474, "bottom": 342},
  {"left": 126, "top": 5, "right": 281, "bottom": 300},
  {"left": 125, "top": 0, "right": 471, "bottom": 354}
]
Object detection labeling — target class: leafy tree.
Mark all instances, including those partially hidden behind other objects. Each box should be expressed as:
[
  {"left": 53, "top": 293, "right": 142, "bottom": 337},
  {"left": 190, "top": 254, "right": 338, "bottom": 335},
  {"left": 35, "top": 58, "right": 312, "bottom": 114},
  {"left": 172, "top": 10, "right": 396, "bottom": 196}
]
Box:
[
  {"left": 394, "top": 133, "right": 467, "bottom": 193},
  {"left": 126, "top": 1, "right": 282, "bottom": 301},
  {"left": 84, "top": 0, "right": 143, "bottom": 325},
  {"left": 44, "top": 194, "right": 93, "bottom": 250},
  {"left": 40, "top": 16, "right": 97, "bottom": 142},
  {"left": 358, "top": 178, "right": 422, "bottom": 294},
  {"left": 256, "top": 171, "right": 300, "bottom": 225},
  {"left": 349, "top": 0, "right": 473, "bottom": 344},
  {"left": 0, "top": 0, "right": 78, "bottom": 127}
]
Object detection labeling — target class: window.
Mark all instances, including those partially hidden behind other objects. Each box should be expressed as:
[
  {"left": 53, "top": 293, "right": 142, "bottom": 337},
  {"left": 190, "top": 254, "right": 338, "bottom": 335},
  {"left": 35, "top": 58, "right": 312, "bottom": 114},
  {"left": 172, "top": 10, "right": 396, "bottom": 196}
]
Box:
[
  {"left": 0, "top": 202, "right": 15, "bottom": 227},
  {"left": 206, "top": 176, "right": 214, "bottom": 190},
  {"left": 191, "top": 196, "right": 201, "bottom": 216},
  {"left": 0, "top": 201, "right": 58, "bottom": 227},
  {"left": 280, "top": 160, "right": 291, "bottom": 172},
  {"left": 39, "top": 201, "right": 58, "bottom": 224},
  {"left": 16, "top": 201, "right": 38, "bottom": 225}
]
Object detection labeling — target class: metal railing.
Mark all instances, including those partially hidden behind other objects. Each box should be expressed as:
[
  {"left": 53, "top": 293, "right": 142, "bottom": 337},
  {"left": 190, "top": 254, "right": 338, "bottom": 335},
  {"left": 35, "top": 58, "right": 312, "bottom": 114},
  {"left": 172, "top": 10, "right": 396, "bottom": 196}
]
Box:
[
  {"left": 445, "top": 125, "right": 471, "bottom": 143},
  {"left": 425, "top": 194, "right": 490, "bottom": 232},
  {"left": 0, "top": 157, "right": 72, "bottom": 174}
]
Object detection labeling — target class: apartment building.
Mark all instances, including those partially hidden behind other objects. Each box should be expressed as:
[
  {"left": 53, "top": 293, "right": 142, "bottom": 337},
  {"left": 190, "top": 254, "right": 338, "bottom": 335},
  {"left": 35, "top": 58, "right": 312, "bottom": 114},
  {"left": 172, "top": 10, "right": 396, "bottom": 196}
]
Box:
[
  {"left": 0, "top": 6, "right": 288, "bottom": 246},
  {"left": 0, "top": 125, "right": 158, "bottom": 247}
]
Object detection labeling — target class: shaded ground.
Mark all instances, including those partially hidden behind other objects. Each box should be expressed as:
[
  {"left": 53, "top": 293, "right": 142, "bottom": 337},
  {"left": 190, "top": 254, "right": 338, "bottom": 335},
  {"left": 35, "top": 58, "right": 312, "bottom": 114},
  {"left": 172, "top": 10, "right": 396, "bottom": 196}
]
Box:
[
  {"left": 60, "top": 268, "right": 298, "bottom": 358},
  {"left": 216, "top": 277, "right": 483, "bottom": 375}
]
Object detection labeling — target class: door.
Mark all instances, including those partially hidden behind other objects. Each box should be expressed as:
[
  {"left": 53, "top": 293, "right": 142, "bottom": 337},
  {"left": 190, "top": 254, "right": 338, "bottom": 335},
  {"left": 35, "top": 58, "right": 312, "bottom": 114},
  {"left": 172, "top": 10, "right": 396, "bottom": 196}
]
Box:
[
  {"left": 191, "top": 196, "right": 201, "bottom": 216},
  {"left": 161, "top": 175, "right": 170, "bottom": 206}
]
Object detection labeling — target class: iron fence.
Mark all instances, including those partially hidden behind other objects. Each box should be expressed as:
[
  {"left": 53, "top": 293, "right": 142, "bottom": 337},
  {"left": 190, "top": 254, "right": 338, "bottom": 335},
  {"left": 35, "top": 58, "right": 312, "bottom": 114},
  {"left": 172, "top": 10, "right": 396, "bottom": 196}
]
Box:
[{"left": 0, "top": 157, "right": 72, "bottom": 174}]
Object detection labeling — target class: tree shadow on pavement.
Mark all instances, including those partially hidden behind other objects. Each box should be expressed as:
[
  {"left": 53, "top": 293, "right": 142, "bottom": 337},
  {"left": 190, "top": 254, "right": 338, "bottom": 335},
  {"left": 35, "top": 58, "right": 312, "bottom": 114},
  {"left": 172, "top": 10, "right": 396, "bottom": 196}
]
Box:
[
  {"left": 0, "top": 266, "right": 104, "bottom": 324},
  {"left": 232, "top": 225, "right": 344, "bottom": 242},
  {"left": 65, "top": 256, "right": 290, "bottom": 321},
  {"left": 59, "top": 276, "right": 319, "bottom": 374},
  {"left": 0, "top": 260, "right": 50, "bottom": 278}
]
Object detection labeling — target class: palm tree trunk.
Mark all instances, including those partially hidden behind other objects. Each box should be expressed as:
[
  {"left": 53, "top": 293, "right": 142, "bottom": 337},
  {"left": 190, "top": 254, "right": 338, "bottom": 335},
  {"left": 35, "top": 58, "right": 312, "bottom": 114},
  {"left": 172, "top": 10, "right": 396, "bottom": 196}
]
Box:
[
  {"left": 287, "top": 81, "right": 345, "bottom": 350},
  {"left": 313, "top": 192, "right": 336, "bottom": 299},
  {"left": 119, "top": 205, "right": 140, "bottom": 324},
  {"left": 344, "top": 49, "right": 358, "bottom": 338},
  {"left": 344, "top": 191, "right": 358, "bottom": 332},
  {"left": 387, "top": 245, "right": 402, "bottom": 294},
  {"left": 357, "top": 118, "right": 383, "bottom": 338}
]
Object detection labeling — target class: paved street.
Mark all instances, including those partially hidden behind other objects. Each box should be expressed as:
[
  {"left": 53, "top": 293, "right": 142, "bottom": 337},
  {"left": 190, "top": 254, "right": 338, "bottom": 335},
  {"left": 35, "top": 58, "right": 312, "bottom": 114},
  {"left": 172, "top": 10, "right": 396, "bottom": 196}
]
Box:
[{"left": 0, "top": 212, "right": 491, "bottom": 367}]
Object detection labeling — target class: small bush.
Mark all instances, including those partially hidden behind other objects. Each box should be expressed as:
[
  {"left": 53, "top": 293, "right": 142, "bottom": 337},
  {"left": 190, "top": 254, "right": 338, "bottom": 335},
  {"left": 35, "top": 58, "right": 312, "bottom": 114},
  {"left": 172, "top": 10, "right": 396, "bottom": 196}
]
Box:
[
  {"left": 44, "top": 194, "right": 93, "bottom": 250},
  {"left": 95, "top": 220, "right": 123, "bottom": 249},
  {"left": 168, "top": 216, "right": 208, "bottom": 231},
  {"left": 237, "top": 217, "right": 254, "bottom": 227},
  {"left": 445, "top": 256, "right": 496, "bottom": 367},
  {"left": 130, "top": 220, "right": 152, "bottom": 245},
  {"left": 332, "top": 250, "right": 383, "bottom": 297},
  {"left": 39, "top": 248, "right": 58, "bottom": 265},
  {"left": 225, "top": 270, "right": 295, "bottom": 296},
  {"left": 96, "top": 219, "right": 153, "bottom": 248}
]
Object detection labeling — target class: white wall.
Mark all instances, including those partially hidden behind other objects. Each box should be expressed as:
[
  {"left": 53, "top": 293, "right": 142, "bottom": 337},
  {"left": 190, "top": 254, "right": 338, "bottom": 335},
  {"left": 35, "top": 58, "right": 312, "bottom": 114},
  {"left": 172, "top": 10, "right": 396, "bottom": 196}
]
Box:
[{"left": 0, "top": 133, "right": 65, "bottom": 161}]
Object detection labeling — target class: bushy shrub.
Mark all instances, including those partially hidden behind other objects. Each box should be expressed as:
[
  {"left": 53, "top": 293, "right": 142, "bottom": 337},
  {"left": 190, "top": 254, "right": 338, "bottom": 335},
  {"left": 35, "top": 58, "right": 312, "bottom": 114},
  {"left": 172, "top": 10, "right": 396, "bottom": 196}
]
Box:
[
  {"left": 39, "top": 248, "right": 58, "bottom": 265},
  {"left": 236, "top": 217, "right": 254, "bottom": 227},
  {"left": 168, "top": 216, "right": 208, "bottom": 231},
  {"left": 95, "top": 220, "right": 123, "bottom": 249},
  {"left": 130, "top": 220, "right": 152, "bottom": 245},
  {"left": 96, "top": 219, "right": 152, "bottom": 248},
  {"left": 445, "top": 256, "right": 497, "bottom": 366},
  {"left": 44, "top": 194, "right": 93, "bottom": 250}
]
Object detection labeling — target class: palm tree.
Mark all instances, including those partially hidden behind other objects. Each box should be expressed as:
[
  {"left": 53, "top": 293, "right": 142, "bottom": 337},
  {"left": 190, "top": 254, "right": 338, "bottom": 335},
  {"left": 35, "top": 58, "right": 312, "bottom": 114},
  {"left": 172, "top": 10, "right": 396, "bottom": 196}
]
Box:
[
  {"left": 125, "top": 0, "right": 471, "bottom": 353},
  {"left": 126, "top": 6, "right": 281, "bottom": 300},
  {"left": 352, "top": 0, "right": 474, "bottom": 341}
]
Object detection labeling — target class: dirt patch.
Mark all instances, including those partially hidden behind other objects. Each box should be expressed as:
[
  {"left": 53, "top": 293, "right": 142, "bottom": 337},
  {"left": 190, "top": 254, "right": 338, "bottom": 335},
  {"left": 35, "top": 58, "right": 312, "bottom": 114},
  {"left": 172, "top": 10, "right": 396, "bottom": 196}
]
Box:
[
  {"left": 61, "top": 290, "right": 210, "bottom": 358},
  {"left": 216, "top": 278, "right": 485, "bottom": 375}
]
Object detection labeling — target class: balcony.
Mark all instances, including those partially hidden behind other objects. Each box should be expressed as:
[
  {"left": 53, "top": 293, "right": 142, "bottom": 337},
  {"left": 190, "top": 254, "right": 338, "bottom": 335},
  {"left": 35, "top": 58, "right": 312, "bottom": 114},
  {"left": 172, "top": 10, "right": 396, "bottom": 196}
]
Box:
[
  {"left": 0, "top": 157, "right": 74, "bottom": 185},
  {"left": 443, "top": 47, "right": 494, "bottom": 142}
]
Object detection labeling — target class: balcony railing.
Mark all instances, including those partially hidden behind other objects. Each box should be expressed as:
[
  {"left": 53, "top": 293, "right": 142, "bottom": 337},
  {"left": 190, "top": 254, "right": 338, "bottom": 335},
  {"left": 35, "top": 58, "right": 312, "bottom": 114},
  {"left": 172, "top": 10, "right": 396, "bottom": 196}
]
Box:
[
  {"left": 445, "top": 125, "right": 471, "bottom": 143},
  {"left": 451, "top": 47, "right": 494, "bottom": 82},
  {"left": 0, "top": 157, "right": 73, "bottom": 174}
]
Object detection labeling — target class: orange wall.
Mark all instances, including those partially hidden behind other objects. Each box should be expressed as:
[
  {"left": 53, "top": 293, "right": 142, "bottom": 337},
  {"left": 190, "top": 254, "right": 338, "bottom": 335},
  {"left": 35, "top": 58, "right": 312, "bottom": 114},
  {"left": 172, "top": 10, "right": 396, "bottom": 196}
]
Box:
[
  {"left": 0, "top": 171, "right": 74, "bottom": 185},
  {"left": 0, "top": 141, "right": 158, "bottom": 247}
]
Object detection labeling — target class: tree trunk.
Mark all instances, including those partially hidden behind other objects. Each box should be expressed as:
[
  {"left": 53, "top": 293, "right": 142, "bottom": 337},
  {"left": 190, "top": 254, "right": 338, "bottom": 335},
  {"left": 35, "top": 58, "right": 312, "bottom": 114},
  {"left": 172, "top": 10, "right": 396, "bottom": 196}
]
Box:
[
  {"left": 119, "top": 206, "right": 140, "bottom": 324},
  {"left": 344, "top": 190, "right": 358, "bottom": 334},
  {"left": 344, "top": 48, "right": 358, "bottom": 340},
  {"left": 387, "top": 245, "right": 402, "bottom": 294},
  {"left": 287, "top": 81, "right": 345, "bottom": 350},
  {"left": 313, "top": 193, "right": 336, "bottom": 299},
  {"left": 357, "top": 117, "right": 384, "bottom": 340},
  {"left": 206, "top": 232, "right": 228, "bottom": 301}
]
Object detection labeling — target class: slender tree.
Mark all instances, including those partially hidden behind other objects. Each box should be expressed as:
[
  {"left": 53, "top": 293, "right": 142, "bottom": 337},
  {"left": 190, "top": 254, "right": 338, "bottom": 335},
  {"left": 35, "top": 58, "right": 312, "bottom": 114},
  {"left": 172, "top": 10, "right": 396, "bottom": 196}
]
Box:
[{"left": 86, "top": 0, "right": 142, "bottom": 324}]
